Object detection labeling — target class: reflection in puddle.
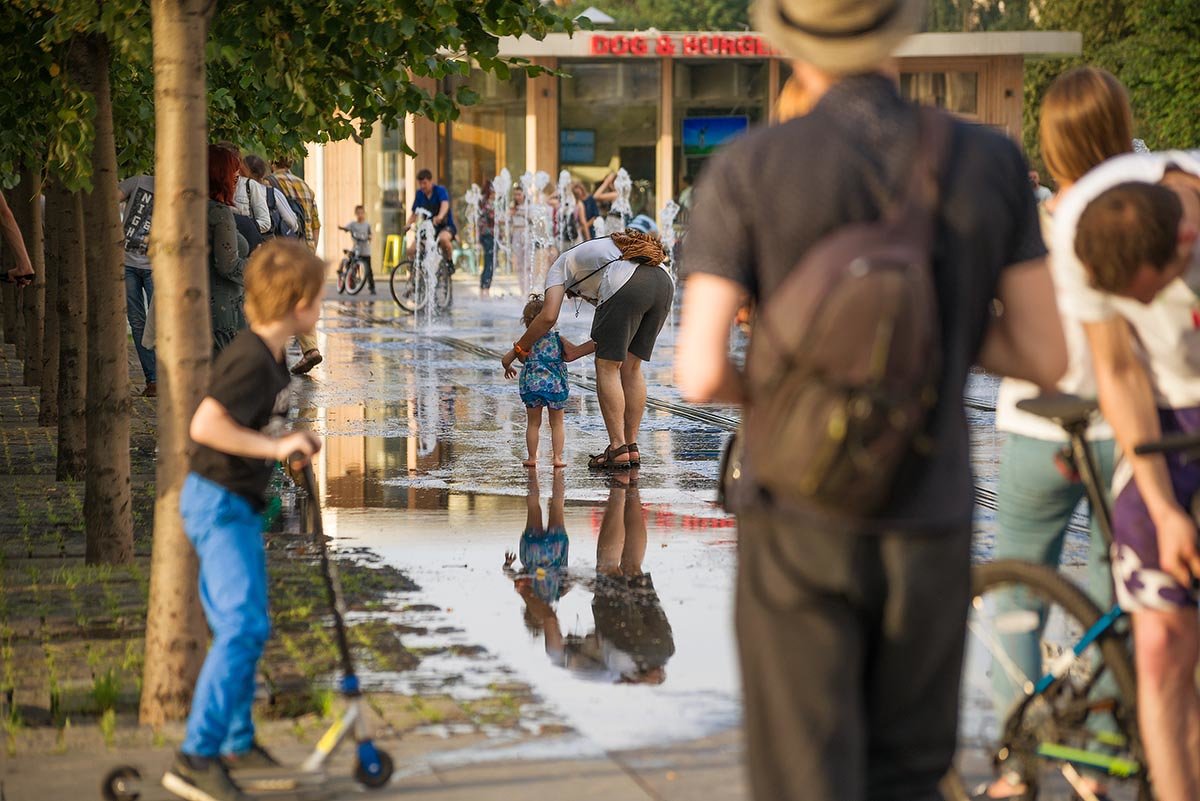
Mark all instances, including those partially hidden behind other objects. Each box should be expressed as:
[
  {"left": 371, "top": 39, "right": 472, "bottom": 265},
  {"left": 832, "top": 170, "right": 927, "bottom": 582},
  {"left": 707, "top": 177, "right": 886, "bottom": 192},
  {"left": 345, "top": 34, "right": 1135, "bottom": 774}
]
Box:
[{"left": 505, "top": 470, "right": 676, "bottom": 686}]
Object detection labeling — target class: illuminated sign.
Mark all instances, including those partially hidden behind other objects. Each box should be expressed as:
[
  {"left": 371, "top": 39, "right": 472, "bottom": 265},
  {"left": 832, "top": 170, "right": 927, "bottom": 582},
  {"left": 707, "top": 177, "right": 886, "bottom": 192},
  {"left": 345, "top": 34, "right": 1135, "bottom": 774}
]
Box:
[{"left": 589, "top": 34, "right": 778, "bottom": 58}]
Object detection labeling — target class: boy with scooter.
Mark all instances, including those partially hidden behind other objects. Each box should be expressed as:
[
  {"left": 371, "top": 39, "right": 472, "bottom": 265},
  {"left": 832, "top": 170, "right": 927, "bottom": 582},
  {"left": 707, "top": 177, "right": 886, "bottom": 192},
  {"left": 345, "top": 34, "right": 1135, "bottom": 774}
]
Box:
[{"left": 163, "top": 239, "right": 325, "bottom": 801}]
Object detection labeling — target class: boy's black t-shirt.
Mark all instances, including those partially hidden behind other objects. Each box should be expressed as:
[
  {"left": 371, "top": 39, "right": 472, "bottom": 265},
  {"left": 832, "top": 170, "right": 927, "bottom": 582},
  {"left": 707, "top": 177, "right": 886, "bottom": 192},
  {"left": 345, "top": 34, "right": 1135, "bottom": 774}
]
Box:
[{"left": 190, "top": 330, "right": 292, "bottom": 508}]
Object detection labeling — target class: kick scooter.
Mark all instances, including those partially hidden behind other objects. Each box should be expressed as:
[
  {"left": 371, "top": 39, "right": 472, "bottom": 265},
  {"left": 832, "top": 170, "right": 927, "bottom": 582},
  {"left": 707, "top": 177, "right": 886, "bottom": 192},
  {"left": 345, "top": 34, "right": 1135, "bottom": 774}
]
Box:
[{"left": 102, "top": 457, "right": 395, "bottom": 800}]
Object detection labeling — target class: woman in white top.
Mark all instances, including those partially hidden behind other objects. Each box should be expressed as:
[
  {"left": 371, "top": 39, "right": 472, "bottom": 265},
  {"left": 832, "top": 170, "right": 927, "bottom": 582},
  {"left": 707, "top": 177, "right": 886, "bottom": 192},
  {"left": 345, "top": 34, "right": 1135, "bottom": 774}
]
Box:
[{"left": 982, "top": 67, "right": 1134, "bottom": 801}]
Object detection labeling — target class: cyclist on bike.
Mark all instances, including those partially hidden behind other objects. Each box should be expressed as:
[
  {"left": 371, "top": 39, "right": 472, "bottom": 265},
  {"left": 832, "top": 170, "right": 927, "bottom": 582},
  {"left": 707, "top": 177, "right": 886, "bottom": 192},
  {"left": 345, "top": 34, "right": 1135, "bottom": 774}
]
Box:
[
  {"left": 1056, "top": 150, "right": 1200, "bottom": 801},
  {"left": 340, "top": 205, "right": 374, "bottom": 295},
  {"left": 408, "top": 168, "right": 456, "bottom": 269}
]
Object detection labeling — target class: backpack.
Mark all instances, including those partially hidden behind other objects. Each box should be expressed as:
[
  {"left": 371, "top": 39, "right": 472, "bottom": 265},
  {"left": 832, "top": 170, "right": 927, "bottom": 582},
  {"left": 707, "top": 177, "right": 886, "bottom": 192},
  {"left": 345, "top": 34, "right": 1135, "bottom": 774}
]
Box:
[
  {"left": 265, "top": 178, "right": 306, "bottom": 240},
  {"left": 735, "top": 108, "right": 951, "bottom": 516}
]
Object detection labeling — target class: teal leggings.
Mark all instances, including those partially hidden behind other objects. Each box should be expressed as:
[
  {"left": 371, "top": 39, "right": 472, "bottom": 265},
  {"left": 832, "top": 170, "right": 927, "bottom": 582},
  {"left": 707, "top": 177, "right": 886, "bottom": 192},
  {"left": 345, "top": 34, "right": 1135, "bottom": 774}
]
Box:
[{"left": 990, "top": 433, "right": 1116, "bottom": 723}]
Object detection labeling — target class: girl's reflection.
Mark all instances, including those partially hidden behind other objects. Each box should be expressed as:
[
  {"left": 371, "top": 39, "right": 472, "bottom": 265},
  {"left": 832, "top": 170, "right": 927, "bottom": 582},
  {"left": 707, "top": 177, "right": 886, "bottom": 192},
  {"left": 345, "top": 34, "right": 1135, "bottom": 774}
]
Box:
[{"left": 504, "top": 470, "right": 675, "bottom": 685}]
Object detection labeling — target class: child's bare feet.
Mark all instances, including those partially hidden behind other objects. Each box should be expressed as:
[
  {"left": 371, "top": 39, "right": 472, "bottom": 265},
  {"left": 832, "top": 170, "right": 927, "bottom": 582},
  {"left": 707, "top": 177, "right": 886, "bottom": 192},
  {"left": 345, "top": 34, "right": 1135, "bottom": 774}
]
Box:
[
  {"left": 522, "top": 458, "right": 537, "bottom": 467},
  {"left": 552, "top": 455, "right": 566, "bottom": 468}
]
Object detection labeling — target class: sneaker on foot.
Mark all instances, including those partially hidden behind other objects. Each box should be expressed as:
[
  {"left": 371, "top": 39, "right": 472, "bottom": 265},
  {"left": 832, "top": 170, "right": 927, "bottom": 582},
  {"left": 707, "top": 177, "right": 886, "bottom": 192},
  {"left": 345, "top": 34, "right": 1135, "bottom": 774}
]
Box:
[
  {"left": 221, "top": 741, "right": 281, "bottom": 771},
  {"left": 162, "top": 752, "right": 251, "bottom": 801},
  {"left": 290, "top": 350, "right": 323, "bottom": 375}
]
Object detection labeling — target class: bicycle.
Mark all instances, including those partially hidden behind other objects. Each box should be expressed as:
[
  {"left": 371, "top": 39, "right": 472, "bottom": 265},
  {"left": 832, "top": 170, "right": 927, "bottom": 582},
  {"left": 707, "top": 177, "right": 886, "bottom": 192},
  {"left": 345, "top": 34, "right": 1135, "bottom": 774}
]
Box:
[
  {"left": 389, "top": 208, "right": 453, "bottom": 315},
  {"left": 958, "top": 393, "right": 1156, "bottom": 801},
  {"left": 336, "top": 248, "right": 368, "bottom": 295}
]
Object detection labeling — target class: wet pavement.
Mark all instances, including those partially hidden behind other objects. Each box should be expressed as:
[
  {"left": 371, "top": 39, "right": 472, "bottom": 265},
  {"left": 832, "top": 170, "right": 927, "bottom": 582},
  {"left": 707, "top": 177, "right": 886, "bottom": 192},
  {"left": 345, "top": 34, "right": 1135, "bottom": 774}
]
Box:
[
  {"left": 284, "top": 273, "right": 1103, "bottom": 795},
  {"left": 294, "top": 276, "right": 740, "bottom": 759}
]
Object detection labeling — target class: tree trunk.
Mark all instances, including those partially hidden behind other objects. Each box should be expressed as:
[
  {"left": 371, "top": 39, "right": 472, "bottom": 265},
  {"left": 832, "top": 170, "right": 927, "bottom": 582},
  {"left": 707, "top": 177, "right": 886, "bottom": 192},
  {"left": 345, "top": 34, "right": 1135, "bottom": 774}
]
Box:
[
  {"left": 73, "top": 35, "right": 133, "bottom": 566},
  {"left": 1, "top": 256, "right": 23, "bottom": 357},
  {"left": 40, "top": 181, "right": 64, "bottom": 427},
  {"left": 56, "top": 191, "right": 87, "bottom": 480},
  {"left": 140, "top": 0, "right": 214, "bottom": 725},
  {"left": 17, "top": 165, "right": 46, "bottom": 389}
]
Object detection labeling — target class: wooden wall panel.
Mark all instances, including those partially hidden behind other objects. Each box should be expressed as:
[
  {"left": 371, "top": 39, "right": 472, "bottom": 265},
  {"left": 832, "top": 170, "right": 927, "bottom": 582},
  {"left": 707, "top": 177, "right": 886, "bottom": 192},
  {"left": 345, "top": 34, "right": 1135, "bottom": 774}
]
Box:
[
  {"left": 656, "top": 58, "right": 674, "bottom": 213},
  {"left": 527, "top": 57, "right": 559, "bottom": 178},
  {"left": 319, "top": 137, "right": 363, "bottom": 262}
]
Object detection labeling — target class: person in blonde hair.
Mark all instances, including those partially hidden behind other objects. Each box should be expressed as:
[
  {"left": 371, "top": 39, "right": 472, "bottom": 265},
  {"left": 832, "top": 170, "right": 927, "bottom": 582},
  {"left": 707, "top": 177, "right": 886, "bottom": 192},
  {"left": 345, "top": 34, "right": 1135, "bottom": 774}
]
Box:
[
  {"left": 984, "top": 64, "right": 1133, "bottom": 801},
  {"left": 163, "top": 238, "right": 324, "bottom": 801},
  {"left": 502, "top": 217, "right": 671, "bottom": 470}
]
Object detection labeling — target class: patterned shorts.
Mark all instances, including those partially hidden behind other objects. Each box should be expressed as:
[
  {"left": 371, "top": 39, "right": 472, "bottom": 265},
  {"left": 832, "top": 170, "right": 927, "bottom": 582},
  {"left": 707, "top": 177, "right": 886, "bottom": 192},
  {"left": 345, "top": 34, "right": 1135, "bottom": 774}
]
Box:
[{"left": 1110, "top": 407, "right": 1200, "bottom": 612}]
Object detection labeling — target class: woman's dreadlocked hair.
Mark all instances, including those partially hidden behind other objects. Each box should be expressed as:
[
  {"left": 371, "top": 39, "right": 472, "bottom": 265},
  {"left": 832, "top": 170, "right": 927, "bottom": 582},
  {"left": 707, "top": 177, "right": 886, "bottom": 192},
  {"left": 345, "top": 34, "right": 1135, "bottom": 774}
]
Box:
[{"left": 611, "top": 229, "right": 666, "bottom": 266}]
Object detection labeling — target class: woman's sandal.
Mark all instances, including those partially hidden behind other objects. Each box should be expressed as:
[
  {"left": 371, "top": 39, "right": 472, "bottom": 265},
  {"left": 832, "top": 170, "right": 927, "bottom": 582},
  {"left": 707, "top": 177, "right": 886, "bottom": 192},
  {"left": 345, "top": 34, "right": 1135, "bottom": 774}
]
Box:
[{"left": 588, "top": 444, "right": 633, "bottom": 470}]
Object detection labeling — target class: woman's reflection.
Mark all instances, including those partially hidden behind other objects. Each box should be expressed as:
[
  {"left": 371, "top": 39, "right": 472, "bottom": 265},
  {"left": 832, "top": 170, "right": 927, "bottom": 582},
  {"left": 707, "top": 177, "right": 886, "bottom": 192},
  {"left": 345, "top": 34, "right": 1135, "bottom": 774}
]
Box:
[{"left": 504, "top": 470, "right": 675, "bottom": 685}]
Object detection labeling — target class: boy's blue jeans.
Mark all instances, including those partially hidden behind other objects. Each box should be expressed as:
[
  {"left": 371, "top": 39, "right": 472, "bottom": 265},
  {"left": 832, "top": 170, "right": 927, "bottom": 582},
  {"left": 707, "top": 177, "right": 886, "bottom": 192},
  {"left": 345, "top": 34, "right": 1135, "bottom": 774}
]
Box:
[{"left": 180, "top": 473, "right": 270, "bottom": 758}]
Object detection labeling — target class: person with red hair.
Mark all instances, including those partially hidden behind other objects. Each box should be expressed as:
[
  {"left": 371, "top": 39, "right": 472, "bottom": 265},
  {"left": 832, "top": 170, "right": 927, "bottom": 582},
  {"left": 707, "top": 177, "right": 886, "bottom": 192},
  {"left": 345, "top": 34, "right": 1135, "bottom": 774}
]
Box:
[{"left": 208, "top": 144, "right": 249, "bottom": 353}]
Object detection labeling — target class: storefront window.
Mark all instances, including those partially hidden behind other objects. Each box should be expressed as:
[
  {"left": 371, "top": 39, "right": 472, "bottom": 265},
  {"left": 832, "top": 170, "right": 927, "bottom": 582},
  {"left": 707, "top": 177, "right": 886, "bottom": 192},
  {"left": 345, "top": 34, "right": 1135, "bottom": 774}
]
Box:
[
  {"left": 560, "top": 60, "right": 661, "bottom": 217},
  {"left": 445, "top": 70, "right": 526, "bottom": 207},
  {"left": 362, "top": 125, "right": 406, "bottom": 271},
  {"left": 674, "top": 60, "right": 767, "bottom": 202},
  {"left": 900, "top": 71, "right": 979, "bottom": 116}
]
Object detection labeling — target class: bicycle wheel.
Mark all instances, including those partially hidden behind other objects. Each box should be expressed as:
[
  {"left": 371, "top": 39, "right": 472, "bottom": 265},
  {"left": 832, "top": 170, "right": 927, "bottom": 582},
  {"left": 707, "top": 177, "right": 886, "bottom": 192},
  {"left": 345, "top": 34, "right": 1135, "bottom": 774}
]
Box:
[
  {"left": 958, "top": 560, "right": 1148, "bottom": 800},
  {"left": 336, "top": 258, "right": 349, "bottom": 293},
  {"left": 434, "top": 262, "right": 452, "bottom": 311},
  {"left": 390, "top": 259, "right": 428, "bottom": 313},
  {"left": 344, "top": 259, "right": 367, "bottom": 295}
]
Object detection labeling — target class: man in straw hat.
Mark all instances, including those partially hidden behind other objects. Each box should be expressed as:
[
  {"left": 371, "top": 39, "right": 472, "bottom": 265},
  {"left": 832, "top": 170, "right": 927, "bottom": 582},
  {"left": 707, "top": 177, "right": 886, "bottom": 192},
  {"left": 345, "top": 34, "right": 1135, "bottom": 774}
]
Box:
[{"left": 675, "top": 0, "right": 1067, "bottom": 798}]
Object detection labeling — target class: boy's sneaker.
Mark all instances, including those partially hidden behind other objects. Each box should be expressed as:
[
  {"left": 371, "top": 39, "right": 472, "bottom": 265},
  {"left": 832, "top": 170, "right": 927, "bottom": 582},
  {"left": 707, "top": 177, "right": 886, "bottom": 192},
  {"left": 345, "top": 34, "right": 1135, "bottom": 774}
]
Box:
[
  {"left": 221, "top": 741, "right": 281, "bottom": 771},
  {"left": 162, "top": 752, "right": 251, "bottom": 801}
]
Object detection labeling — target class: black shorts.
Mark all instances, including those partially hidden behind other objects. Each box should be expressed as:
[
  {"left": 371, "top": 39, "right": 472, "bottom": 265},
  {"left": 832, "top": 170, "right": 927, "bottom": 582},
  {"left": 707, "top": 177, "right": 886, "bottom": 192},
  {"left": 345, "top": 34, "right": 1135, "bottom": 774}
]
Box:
[
  {"left": 590, "top": 266, "right": 673, "bottom": 362},
  {"left": 435, "top": 222, "right": 457, "bottom": 240}
]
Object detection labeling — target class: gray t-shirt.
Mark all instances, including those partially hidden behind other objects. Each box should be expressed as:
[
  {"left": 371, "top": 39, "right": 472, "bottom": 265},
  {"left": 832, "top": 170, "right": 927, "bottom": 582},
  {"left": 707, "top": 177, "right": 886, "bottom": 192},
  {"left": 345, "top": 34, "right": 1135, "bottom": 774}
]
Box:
[
  {"left": 343, "top": 221, "right": 371, "bottom": 257},
  {"left": 119, "top": 175, "right": 155, "bottom": 270}
]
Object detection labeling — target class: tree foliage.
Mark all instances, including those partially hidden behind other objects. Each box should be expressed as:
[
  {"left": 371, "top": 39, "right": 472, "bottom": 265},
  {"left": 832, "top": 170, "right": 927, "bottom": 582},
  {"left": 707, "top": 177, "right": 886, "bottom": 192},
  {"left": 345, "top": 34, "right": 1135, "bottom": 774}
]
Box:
[{"left": 1, "top": 0, "right": 575, "bottom": 188}]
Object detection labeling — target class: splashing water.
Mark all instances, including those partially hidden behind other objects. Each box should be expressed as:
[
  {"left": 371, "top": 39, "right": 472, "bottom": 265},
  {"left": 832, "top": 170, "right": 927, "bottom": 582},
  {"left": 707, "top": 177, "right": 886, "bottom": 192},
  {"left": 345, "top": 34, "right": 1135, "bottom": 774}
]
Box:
[
  {"left": 556, "top": 170, "right": 574, "bottom": 249},
  {"left": 611, "top": 168, "right": 633, "bottom": 225},
  {"left": 493, "top": 169, "right": 512, "bottom": 283}
]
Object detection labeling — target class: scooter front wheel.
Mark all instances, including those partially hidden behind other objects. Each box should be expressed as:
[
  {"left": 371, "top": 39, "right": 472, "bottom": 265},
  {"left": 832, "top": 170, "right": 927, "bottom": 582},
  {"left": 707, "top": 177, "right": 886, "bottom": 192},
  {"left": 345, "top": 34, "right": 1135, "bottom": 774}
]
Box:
[
  {"left": 102, "top": 765, "right": 142, "bottom": 801},
  {"left": 354, "top": 748, "right": 394, "bottom": 789}
]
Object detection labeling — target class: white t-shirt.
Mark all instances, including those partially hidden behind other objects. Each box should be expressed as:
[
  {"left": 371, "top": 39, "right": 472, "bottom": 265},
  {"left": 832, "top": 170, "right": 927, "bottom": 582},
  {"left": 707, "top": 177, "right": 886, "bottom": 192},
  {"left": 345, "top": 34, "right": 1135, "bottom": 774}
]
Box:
[
  {"left": 544, "top": 237, "right": 638, "bottom": 306},
  {"left": 1054, "top": 150, "right": 1200, "bottom": 495},
  {"left": 234, "top": 177, "right": 271, "bottom": 234},
  {"left": 1053, "top": 150, "right": 1200, "bottom": 410},
  {"left": 995, "top": 205, "right": 1113, "bottom": 441}
]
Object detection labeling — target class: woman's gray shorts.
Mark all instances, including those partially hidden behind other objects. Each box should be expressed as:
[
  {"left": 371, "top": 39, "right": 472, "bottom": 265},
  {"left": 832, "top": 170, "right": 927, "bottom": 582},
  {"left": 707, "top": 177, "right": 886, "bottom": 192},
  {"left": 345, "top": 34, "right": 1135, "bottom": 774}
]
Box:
[{"left": 590, "top": 265, "right": 673, "bottom": 362}]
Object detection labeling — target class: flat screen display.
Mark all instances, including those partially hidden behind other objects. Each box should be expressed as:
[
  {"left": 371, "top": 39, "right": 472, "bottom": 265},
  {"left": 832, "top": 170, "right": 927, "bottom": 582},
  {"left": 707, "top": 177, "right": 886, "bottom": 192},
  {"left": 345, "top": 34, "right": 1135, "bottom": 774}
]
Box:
[
  {"left": 560, "top": 129, "right": 596, "bottom": 164},
  {"left": 681, "top": 116, "right": 748, "bottom": 157}
]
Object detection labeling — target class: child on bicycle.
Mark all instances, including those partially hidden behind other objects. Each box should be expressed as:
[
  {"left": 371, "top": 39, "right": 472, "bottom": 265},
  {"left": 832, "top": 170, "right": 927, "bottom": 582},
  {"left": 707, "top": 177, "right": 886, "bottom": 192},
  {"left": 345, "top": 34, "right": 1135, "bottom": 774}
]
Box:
[
  {"left": 163, "top": 239, "right": 324, "bottom": 801},
  {"left": 339, "top": 205, "right": 374, "bottom": 294},
  {"left": 503, "top": 294, "right": 594, "bottom": 468}
]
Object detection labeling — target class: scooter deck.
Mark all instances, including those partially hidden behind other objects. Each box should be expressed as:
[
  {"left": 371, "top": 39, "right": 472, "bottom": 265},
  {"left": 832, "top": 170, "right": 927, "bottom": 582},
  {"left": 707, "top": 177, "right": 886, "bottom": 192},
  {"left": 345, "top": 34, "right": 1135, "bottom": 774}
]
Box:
[{"left": 104, "top": 764, "right": 353, "bottom": 801}]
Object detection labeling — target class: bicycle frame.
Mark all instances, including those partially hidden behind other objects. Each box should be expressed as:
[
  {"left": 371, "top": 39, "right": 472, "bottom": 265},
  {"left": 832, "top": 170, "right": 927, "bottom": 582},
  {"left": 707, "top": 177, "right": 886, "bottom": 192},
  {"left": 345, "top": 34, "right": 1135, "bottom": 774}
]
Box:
[{"left": 996, "top": 417, "right": 1141, "bottom": 784}]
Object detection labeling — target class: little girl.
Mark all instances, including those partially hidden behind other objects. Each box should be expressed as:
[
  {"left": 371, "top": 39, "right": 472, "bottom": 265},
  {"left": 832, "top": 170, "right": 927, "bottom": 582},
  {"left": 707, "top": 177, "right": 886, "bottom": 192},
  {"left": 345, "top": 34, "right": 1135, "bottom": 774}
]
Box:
[{"left": 504, "top": 295, "right": 594, "bottom": 467}]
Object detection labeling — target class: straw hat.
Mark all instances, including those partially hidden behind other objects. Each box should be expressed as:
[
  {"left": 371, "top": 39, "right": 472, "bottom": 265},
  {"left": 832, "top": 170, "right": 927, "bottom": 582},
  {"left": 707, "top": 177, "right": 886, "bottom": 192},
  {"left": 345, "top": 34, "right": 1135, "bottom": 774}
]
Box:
[{"left": 753, "top": 0, "right": 926, "bottom": 75}]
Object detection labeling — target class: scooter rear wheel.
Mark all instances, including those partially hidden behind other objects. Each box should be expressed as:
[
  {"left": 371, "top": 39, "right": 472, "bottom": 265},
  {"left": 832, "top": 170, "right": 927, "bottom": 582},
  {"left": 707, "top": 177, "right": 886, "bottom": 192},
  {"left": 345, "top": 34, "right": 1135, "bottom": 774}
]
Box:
[
  {"left": 354, "top": 748, "right": 394, "bottom": 789},
  {"left": 102, "top": 765, "right": 142, "bottom": 801}
]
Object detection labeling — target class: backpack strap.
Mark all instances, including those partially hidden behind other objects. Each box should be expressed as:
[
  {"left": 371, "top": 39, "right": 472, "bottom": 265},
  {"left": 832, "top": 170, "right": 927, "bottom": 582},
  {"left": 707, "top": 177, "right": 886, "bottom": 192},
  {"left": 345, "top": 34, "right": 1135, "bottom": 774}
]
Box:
[{"left": 889, "top": 108, "right": 954, "bottom": 247}]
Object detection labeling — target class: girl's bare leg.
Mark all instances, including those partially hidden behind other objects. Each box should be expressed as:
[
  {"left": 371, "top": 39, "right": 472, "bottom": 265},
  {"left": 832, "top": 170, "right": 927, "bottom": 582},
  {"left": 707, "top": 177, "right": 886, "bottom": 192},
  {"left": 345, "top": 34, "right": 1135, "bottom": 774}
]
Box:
[
  {"left": 549, "top": 468, "right": 566, "bottom": 530},
  {"left": 526, "top": 469, "right": 543, "bottom": 532},
  {"left": 549, "top": 408, "right": 566, "bottom": 467},
  {"left": 524, "top": 406, "right": 543, "bottom": 467}
]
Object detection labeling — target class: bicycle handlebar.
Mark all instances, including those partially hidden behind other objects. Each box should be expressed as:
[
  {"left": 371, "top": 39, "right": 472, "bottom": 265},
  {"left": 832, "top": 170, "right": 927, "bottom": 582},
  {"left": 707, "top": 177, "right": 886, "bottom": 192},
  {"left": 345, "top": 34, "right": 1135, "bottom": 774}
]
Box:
[{"left": 1134, "top": 431, "right": 1200, "bottom": 457}]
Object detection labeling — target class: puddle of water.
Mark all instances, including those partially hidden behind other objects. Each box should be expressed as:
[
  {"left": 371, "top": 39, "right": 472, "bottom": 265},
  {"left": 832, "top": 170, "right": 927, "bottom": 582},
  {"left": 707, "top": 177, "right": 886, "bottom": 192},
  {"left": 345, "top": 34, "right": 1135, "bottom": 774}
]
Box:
[{"left": 320, "top": 469, "right": 741, "bottom": 753}]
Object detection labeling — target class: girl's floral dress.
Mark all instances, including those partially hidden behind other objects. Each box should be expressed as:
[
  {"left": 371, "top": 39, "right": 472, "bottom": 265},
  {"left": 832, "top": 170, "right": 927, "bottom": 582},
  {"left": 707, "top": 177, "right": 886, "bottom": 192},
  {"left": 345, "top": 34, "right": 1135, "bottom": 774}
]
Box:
[{"left": 519, "top": 331, "right": 570, "bottom": 410}]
